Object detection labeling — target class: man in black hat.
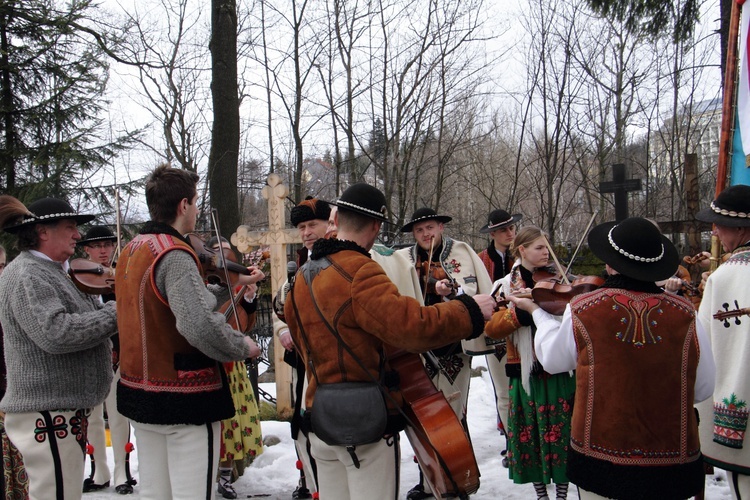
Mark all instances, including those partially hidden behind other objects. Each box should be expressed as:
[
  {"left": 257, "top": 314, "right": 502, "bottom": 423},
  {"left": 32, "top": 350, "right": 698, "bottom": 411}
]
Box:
[
  {"left": 273, "top": 196, "right": 331, "bottom": 500},
  {"left": 397, "top": 207, "right": 493, "bottom": 499},
  {"left": 694, "top": 184, "right": 750, "bottom": 498},
  {"left": 77, "top": 226, "right": 137, "bottom": 495},
  {"left": 0, "top": 196, "right": 119, "bottom": 500},
  {"left": 509, "top": 216, "right": 715, "bottom": 500},
  {"left": 284, "top": 184, "right": 495, "bottom": 500},
  {"left": 477, "top": 208, "right": 522, "bottom": 467}
]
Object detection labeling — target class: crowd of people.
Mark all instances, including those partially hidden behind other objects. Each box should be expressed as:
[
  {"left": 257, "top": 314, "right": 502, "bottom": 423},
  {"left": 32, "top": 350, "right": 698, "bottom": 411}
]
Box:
[{"left": 0, "top": 164, "right": 747, "bottom": 500}]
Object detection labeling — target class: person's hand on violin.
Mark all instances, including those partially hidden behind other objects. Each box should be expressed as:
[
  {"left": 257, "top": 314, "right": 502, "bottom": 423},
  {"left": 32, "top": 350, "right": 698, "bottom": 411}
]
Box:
[
  {"left": 245, "top": 337, "right": 262, "bottom": 359},
  {"left": 243, "top": 283, "right": 258, "bottom": 303},
  {"left": 508, "top": 293, "right": 539, "bottom": 314},
  {"left": 279, "top": 328, "right": 296, "bottom": 352},
  {"left": 662, "top": 277, "right": 682, "bottom": 294},
  {"left": 472, "top": 294, "right": 498, "bottom": 320},
  {"left": 235, "top": 266, "right": 265, "bottom": 287},
  {"left": 435, "top": 279, "right": 454, "bottom": 297}
]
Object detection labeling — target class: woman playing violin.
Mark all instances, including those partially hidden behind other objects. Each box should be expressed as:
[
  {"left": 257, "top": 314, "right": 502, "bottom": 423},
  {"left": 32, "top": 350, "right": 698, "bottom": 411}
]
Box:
[
  {"left": 511, "top": 217, "right": 715, "bottom": 500},
  {"left": 484, "top": 226, "right": 575, "bottom": 500}
]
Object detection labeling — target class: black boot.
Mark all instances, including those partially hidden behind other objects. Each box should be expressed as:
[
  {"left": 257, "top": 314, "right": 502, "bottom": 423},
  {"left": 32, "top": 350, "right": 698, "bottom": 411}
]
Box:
[{"left": 217, "top": 468, "right": 237, "bottom": 500}]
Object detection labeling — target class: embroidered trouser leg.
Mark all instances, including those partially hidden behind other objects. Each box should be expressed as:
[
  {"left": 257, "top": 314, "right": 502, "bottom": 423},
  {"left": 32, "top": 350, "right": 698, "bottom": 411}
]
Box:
[
  {"left": 422, "top": 352, "right": 472, "bottom": 494},
  {"left": 486, "top": 350, "right": 510, "bottom": 429},
  {"left": 730, "top": 471, "right": 750, "bottom": 500},
  {"left": 86, "top": 403, "right": 111, "bottom": 485},
  {"left": 309, "top": 432, "right": 400, "bottom": 500},
  {"left": 294, "top": 434, "right": 317, "bottom": 492},
  {"left": 132, "top": 421, "right": 220, "bottom": 500},
  {"left": 5, "top": 409, "right": 89, "bottom": 500},
  {"left": 106, "top": 369, "right": 133, "bottom": 487}
]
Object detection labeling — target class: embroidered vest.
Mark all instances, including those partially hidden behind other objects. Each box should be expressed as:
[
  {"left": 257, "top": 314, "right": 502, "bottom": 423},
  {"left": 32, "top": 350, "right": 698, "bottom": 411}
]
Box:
[
  {"left": 567, "top": 288, "right": 702, "bottom": 497},
  {"left": 115, "top": 233, "right": 235, "bottom": 425}
]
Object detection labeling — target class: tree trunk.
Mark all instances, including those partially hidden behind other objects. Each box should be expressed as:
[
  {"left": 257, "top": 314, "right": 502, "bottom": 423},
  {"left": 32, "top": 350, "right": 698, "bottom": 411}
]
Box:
[{"left": 208, "top": 0, "right": 240, "bottom": 240}]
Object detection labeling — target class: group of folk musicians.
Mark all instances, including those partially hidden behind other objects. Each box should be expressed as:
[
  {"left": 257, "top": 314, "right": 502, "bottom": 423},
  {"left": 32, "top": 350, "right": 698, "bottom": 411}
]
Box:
[{"left": 0, "top": 162, "right": 748, "bottom": 500}]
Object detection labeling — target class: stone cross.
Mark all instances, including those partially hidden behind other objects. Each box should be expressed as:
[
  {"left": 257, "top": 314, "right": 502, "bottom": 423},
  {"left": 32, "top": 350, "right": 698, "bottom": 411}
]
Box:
[
  {"left": 232, "top": 173, "right": 301, "bottom": 415},
  {"left": 599, "top": 163, "right": 642, "bottom": 221}
]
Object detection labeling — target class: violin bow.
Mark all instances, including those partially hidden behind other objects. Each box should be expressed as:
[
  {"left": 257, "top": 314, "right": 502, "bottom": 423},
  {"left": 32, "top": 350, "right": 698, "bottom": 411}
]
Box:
[
  {"left": 210, "top": 209, "right": 244, "bottom": 332},
  {"left": 423, "top": 235, "right": 436, "bottom": 303},
  {"left": 541, "top": 233, "right": 570, "bottom": 285},
  {"left": 563, "top": 210, "right": 598, "bottom": 277}
]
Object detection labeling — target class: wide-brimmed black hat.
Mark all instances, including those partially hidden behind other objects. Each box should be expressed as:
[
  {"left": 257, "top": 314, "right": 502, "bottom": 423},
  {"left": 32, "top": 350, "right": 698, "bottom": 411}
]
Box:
[
  {"left": 588, "top": 217, "right": 679, "bottom": 282},
  {"left": 4, "top": 198, "right": 95, "bottom": 234},
  {"left": 290, "top": 196, "right": 331, "bottom": 227},
  {"left": 77, "top": 225, "right": 116, "bottom": 246},
  {"left": 400, "top": 208, "right": 452, "bottom": 233},
  {"left": 696, "top": 184, "right": 750, "bottom": 227},
  {"left": 328, "top": 183, "right": 389, "bottom": 223},
  {"left": 479, "top": 209, "right": 522, "bottom": 234}
]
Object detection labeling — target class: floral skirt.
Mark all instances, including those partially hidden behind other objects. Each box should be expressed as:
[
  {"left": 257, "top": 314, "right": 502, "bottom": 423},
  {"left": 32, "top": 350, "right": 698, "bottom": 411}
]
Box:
[
  {"left": 1, "top": 416, "right": 28, "bottom": 499},
  {"left": 506, "top": 371, "right": 575, "bottom": 485},
  {"left": 220, "top": 361, "right": 263, "bottom": 475}
]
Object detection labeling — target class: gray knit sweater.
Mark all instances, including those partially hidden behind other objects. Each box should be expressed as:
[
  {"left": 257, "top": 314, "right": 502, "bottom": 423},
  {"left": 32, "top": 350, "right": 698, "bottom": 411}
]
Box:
[{"left": 0, "top": 252, "right": 117, "bottom": 413}]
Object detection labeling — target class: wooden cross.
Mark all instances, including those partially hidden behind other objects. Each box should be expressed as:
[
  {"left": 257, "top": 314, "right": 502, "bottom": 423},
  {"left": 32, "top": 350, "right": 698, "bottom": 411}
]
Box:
[
  {"left": 599, "top": 163, "right": 642, "bottom": 221},
  {"left": 232, "top": 173, "right": 301, "bottom": 415}
]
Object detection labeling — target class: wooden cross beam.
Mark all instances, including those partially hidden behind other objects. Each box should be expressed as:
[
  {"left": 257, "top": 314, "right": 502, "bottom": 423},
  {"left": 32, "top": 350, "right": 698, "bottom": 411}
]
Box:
[
  {"left": 232, "top": 173, "right": 301, "bottom": 415},
  {"left": 599, "top": 164, "right": 642, "bottom": 221}
]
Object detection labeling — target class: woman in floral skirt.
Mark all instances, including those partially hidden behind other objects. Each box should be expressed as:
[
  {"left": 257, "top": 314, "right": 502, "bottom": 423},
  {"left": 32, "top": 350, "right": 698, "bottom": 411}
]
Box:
[{"left": 484, "top": 227, "right": 575, "bottom": 500}]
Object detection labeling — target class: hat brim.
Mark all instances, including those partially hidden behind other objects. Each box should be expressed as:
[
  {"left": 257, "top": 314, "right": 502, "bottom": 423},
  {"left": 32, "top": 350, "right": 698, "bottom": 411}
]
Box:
[
  {"left": 327, "top": 199, "right": 389, "bottom": 223},
  {"left": 77, "top": 235, "right": 117, "bottom": 246},
  {"left": 4, "top": 214, "right": 95, "bottom": 234},
  {"left": 588, "top": 221, "right": 679, "bottom": 282},
  {"left": 696, "top": 206, "right": 750, "bottom": 227},
  {"left": 479, "top": 214, "right": 522, "bottom": 234},
  {"left": 400, "top": 215, "right": 452, "bottom": 233}
]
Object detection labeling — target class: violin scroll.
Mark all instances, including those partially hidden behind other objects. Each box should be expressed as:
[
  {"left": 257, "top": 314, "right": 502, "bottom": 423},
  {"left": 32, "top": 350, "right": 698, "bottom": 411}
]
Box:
[{"left": 713, "top": 300, "right": 750, "bottom": 328}]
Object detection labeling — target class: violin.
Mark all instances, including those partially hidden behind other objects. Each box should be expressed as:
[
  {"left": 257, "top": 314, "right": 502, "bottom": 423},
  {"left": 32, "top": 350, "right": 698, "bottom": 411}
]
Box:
[
  {"left": 418, "top": 260, "right": 458, "bottom": 297},
  {"left": 187, "top": 233, "right": 252, "bottom": 286},
  {"left": 530, "top": 270, "right": 604, "bottom": 316},
  {"left": 69, "top": 258, "right": 116, "bottom": 295}
]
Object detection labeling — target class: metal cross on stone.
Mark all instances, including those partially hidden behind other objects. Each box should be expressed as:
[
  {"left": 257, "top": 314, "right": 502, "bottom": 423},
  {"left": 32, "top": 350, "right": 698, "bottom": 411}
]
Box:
[
  {"left": 232, "top": 173, "right": 301, "bottom": 416},
  {"left": 599, "top": 163, "right": 642, "bottom": 221}
]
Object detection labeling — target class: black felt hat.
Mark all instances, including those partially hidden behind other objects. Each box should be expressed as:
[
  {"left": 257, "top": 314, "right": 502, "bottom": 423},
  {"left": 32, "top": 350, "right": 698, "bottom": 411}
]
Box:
[
  {"left": 400, "top": 208, "right": 452, "bottom": 233},
  {"left": 77, "top": 225, "right": 116, "bottom": 246},
  {"left": 4, "top": 198, "right": 95, "bottom": 234},
  {"left": 290, "top": 196, "right": 332, "bottom": 227},
  {"left": 479, "top": 209, "right": 522, "bottom": 234},
  {"left": 328, "top": 183, "right": 389, "bottom": 223},
  {"left": 696, "top": 184, "right": 750, "bottom": 227},
  {"left": 588, "top": 217, "right": 679, "bottom": 282}
]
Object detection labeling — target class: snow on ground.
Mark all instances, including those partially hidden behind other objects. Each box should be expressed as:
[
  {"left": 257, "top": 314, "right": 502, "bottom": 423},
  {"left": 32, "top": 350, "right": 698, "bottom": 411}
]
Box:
[{"left": 84, "top": 357, "right": 732, "bottom": 499}]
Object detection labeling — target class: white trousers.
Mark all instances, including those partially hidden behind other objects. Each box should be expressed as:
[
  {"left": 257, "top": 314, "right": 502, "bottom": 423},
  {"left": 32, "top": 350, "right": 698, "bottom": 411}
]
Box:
[
  {"left": 309, "top": 432, "right": 400, "bottom": 500},
  {"left": 87, "top": 368, "right": 133, "bottom": 486},
  {"left": 5, "top": 409, "right": 90, "bottom": 500},
  {"left": 132, "top": 420, "right": 220, "bottom": 500},
  {"left": 730, "top": 471, "right": 750, "bottom": 500},
  {"left": 486, "top": 350, "right": 510, "bottom": 430}
]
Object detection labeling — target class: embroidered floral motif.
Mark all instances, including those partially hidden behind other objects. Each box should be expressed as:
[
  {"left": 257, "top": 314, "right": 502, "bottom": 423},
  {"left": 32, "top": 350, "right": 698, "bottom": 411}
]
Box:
[
  {"left": 445, "top": 258, "right": 461, "bottom": 274},
  {"left": 34, "top": 414, "right": 68, "bottom": 443},
  {"left": 611, "top": 295, "right": 663, "bottom": 347},
  {"left": 424, "top": 354, "right": 464, "bottom": 385},
  {"left": 714, "top": 394, "right": 749, "bottom": 449}
]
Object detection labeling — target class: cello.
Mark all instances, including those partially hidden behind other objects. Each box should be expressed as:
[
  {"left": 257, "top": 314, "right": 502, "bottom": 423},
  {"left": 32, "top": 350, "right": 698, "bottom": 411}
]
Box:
[
  {"left": 373, "top": 248, "right": 479, "bottom": 498},
  {"left": 384, "top": 344, "right": 480, "bottom": 499}
]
